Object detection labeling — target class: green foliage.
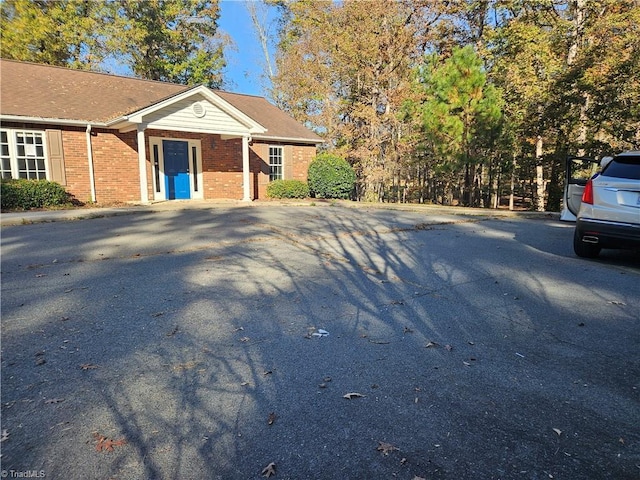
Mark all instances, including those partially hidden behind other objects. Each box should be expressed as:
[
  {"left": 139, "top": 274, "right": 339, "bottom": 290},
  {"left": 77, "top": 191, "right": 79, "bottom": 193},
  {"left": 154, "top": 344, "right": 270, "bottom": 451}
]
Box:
[
  {"left": 0, "top": 0, "right": 227, "bottom": 87},
  {"left": 417, "top": 46, "right": 503, "bottom": 206},
  {"left": 1, "top": 179, "right": 71, "bottom": 211},
  {"left": 105, "top": 0, "right": 227, "bottom": 87},
  {"left": 266, "top": 179, "right": 310, "bottom": 199},
  {"left": 0, "top": 0, "right": 105, "bottom": 68},
  {"left": 308, "top": 153, "right": 356, "bottom": 199}
]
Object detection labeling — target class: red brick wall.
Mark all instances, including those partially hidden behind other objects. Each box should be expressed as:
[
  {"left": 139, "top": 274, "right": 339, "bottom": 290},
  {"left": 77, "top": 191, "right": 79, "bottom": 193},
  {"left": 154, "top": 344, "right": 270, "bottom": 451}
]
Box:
[
  {"left": 146, "top": 133, "right": 316, "bottom": 200},
  {"left": 252, "top": 141, "right": 316, "bottom": 199},
  {"left": 290, "top": 144, "right": 316, "bottom": 180},
  {"left": 90, "top": 128, "right": 139, "bottom": 203},
  {"left": 58, "top": 127, "right": 92, "bottom": 202},
  {"left": 1, "top": 122, "right": 316, "bottom": 202}
]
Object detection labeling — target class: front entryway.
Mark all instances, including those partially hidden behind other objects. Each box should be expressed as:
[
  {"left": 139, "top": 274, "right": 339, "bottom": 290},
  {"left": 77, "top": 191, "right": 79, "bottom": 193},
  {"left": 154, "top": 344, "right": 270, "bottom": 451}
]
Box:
[{"left": 163, "top": 140, "right": 191, "bottom": 199}]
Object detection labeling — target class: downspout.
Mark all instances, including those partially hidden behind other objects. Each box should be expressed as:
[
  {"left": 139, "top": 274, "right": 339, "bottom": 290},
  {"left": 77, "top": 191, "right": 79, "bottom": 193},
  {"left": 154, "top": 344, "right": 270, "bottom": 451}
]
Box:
[
  {"left": 86, "top": 124, "right": 97, "bottom": 203},
  {"left": 241, "top": 135, "right": 252, "bottom": 201}
]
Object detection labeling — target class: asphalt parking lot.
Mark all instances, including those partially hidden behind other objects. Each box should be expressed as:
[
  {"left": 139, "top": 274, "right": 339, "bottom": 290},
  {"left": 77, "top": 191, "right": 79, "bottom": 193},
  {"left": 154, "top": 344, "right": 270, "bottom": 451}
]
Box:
[{"left": 1, "top": 202, "right": 639, "bottom": 479}]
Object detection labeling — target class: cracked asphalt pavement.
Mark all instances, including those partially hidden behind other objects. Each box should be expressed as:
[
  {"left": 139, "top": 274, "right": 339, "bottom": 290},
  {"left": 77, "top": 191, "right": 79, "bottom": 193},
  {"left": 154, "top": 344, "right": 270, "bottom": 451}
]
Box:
[{"left": 1, "top": 203, "right": 639, "bottom": 479}]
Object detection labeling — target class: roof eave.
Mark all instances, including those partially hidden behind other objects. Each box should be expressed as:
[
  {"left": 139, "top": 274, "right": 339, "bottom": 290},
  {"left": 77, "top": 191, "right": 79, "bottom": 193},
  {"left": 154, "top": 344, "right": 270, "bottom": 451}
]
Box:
[
  {"left": 252, "top": 134, "right": 324, "bottom": 145},
  {"left": 0, "top": 114, "right": 107, "bottom": 127}
]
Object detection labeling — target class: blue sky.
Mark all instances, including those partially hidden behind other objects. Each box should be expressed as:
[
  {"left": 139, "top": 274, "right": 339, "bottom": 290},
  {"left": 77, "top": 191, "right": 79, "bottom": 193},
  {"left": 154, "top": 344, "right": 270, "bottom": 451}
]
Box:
[{"left": 218, "top": 1, "right": 277, "bottom": 97}]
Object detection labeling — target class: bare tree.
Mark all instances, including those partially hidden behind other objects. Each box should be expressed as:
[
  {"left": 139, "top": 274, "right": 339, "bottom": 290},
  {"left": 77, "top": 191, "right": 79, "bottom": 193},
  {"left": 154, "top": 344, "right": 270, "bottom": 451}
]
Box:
[{"left": 245, "top": 0, "right": 275, "bottom": 91}]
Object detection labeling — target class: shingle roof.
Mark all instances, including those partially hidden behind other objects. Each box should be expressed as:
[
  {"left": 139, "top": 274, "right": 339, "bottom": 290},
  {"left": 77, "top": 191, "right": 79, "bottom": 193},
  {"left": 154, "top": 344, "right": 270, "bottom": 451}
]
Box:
[
  {"left": 0, "top": 59, "right": 188, "bottom": 122},
  {"left": 216, "top": 91, "right": 322, "bottom": 142},
  {"left": 0, "top": 59, "right": 322, "bottom": 143}
]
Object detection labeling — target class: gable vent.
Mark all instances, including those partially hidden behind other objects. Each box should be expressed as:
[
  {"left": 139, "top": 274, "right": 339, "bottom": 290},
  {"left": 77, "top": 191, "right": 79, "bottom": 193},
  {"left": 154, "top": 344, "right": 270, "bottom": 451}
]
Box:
[{"left": 192, "top": 102, "right": 206, "bottom": 118}]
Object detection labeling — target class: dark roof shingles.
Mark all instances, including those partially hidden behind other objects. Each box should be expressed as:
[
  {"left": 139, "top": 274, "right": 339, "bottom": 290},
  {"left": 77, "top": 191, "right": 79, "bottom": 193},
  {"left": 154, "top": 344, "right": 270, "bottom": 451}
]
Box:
[{"left": 0, "top": 59, "right": 321, "bottom": 142}]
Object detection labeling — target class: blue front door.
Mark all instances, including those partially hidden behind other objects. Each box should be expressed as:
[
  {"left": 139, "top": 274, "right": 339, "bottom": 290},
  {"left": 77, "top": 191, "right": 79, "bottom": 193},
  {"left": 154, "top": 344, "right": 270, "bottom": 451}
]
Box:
[{"left": 163, "top": 140, "right": 190, "bottom": 200}]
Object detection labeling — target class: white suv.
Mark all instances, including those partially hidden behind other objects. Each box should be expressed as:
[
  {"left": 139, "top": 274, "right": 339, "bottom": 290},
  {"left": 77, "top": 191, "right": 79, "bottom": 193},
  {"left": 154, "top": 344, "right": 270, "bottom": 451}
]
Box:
[{"left": 573, "top": 151, "right": 640, "bottom": 258}]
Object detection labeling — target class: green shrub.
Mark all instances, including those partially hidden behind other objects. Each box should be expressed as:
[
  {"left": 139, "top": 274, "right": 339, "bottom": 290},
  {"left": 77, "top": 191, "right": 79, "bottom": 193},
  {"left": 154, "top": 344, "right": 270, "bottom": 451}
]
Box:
[
  {"left": 266, "top": 179, "right": 310, "bottom": 199},
  {"left": 307, "top": 153, "right": 356, "bottom": 199},
  {"left": 1, "top": 179, "right": 70, "bottom": 210}
]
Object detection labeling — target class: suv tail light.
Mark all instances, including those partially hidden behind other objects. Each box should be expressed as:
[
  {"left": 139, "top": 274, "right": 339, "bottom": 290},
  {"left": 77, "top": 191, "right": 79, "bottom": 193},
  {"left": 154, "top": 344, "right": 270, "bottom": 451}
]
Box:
[{"left": 582, "top": 178, "right": 594, "bottom": 204}]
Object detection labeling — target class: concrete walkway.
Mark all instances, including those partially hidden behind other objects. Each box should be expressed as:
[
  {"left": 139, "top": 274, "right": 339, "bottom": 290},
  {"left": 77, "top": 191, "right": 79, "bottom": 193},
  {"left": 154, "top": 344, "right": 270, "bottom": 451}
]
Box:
[{"left": 1, "top": 200, "right": 559, "bottom": 227}]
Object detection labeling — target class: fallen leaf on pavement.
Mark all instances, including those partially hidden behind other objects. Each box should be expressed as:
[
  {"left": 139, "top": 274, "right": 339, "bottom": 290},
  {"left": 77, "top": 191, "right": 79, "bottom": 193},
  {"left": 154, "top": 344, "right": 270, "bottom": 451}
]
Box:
[
  {"left": 173, "top": 361, "right": 199, "bottom": 371},
  {"left": 268, "top": 412, "right": 277, "bottom": 425},
  {"left": 377, "top": 441, "right": 399, "bottom": 455},
  {"left": 261, "top": 462, "right": 276, "bottom": 477},
  {"left": 166, "top": 326, "right": 179, "bottom": 336},
  {"left": 94, "top": 433, "right": 127, "bottom": 452},
  {"left": 343, "top": 392, "right": 365, "bottom": 399}
]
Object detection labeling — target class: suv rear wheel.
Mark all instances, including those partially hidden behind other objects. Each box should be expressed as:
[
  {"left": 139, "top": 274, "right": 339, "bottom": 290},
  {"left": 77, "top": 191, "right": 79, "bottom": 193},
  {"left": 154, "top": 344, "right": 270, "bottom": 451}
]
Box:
[{"left": 573, "top": 228, "right": 601, "bottom": 258}]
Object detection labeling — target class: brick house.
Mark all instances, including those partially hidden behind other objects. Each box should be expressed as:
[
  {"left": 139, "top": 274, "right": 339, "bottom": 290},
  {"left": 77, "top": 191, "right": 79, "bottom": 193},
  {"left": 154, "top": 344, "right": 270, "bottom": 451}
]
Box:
[{"left": 0, "top": 59, "right": 322, "bottom": 203}]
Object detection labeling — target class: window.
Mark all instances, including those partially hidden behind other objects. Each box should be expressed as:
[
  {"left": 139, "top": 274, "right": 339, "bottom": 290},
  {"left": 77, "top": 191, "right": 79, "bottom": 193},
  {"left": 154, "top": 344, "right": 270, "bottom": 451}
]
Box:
[
  {"left": 1, "top": 131, "right": 11, "bottom": 179},
  {"left": 602, "top": 154, "right": 640, "bottom": 180},
  {"left": 0, "top": 129, "right": 48, "bottom": 180},
  {"left": 269, "top": 146, "right": 283, "bottom": 181}
]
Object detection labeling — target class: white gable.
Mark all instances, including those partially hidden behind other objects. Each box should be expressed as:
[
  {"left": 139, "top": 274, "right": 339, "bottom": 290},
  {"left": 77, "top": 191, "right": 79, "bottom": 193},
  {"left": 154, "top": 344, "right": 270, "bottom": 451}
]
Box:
[
  {"left": 110, "top": 85, "right": 267, "bottom": 136},
  {"left": 144, "top": 95, "right": 249, "bottom": 135}
]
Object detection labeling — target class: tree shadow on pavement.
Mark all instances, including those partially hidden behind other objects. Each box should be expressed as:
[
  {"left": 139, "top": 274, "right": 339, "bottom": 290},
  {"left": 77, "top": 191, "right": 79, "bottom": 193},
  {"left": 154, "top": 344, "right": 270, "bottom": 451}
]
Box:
[{"left": 1, "top": 205, "right": 638, "bottom": 479}]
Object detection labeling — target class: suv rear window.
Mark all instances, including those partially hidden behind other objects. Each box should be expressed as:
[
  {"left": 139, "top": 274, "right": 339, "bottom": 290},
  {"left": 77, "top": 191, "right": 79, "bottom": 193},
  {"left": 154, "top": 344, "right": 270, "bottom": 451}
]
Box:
[{"left": 601, "top": 155, "right": 640, "bottom": 180}]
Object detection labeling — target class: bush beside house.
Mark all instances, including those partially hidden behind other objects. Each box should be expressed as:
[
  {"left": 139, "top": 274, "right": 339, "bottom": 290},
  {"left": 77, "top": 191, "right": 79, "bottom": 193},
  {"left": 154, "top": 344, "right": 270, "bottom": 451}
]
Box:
[
  {"left": 1, "top": 179, "right": 71, "bottom": 211},
  {"left": 307, "top": 153, "right": 356, "bottom": 199},
  {"left": 266, "top": 179, "right": 310, "bottom": 199}
]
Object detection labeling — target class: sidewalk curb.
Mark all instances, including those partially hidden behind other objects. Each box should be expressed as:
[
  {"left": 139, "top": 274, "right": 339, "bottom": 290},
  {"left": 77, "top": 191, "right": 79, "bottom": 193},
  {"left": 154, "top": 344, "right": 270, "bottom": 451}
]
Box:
[{"left": 1, "top": 200, "right": 560, "bottom": 227}]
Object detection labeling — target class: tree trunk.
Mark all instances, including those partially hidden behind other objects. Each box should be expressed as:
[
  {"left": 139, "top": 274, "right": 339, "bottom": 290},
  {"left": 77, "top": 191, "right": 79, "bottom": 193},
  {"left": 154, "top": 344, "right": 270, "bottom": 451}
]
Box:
[
  {"left": 535, "top": 136, "right": 545, "bottom": 211},
  {"left": 568, "top": 0, "right": 588, "bottom": 156},
  {"left": 509, "top": 154, "right": 516, "bottom": 211}
]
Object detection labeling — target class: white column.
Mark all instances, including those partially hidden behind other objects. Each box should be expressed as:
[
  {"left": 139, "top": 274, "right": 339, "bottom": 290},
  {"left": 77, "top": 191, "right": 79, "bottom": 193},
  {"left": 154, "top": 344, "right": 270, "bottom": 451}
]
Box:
[
  {"left": 137, "top": 124, "right": 149, "bottom": 203},
  {"left": 242, "top": 135, "right": 252, "bottom": 201},
  {"left": 85, "top": 124, "right": 96, "bottom": 203}
]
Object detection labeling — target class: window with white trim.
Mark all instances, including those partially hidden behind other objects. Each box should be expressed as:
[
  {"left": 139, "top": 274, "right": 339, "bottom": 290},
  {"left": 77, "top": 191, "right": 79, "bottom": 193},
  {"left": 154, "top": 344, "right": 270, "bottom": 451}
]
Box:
[
  {"left": 0, "top": 129, "right": 48, "bottom": 180},
  {"left": 269, "top": 146, "right": 283, "bottom": 181},
  {"left": 1, "top": 130, "right": 11, "bottom": 179}
]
